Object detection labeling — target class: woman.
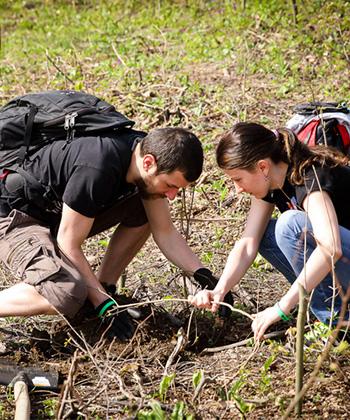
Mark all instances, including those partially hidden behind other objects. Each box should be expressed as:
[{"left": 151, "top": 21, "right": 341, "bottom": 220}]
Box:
[{"left": 189, "top": 122, "right": 350, "bottom": 341}]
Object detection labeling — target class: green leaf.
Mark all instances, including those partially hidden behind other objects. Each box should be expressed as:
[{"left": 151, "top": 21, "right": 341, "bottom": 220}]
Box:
[
  {"left": 262, "top": 354, "right": 275, "bottom": 372},
  {"left": 150, "top": 401, "right": 166, "bottom": 419},
  {"left": 228, "top": 377, "right": 244, "bottom": 399},
  {"left": 98, "top": 239, "right": 109, "bottom": 248},
  {"left": 137, "top": 401, "right": 165, "bottom": 420},
  {"left": 233, "top": 395, "right": 253, "bottom": 414},
  {"left": 171, "top": 401, "right": 185, "bottom": 419},
  {"left": 333, "top": 340, "right": 350, "bottom": 354},
  {"left": 159, "top": 374, "right": 175, "bottom": 401},
  {"left": 192, "top": 369, "right": 204, "bottom": 389}
]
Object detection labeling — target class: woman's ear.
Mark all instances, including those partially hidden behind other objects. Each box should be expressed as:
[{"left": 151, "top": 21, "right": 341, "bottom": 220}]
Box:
[{"left": 257, "top": 159, "right": 270, "bottom": 177}]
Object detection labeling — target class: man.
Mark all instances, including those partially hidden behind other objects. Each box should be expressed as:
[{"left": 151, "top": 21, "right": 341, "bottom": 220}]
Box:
[{"left": 0, "top": 126, "right": 232, "bottom": 340}]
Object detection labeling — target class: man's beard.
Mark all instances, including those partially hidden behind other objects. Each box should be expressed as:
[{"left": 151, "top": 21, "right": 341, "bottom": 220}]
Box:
[{"left": 134, "top": 177, "right": 166, "bottom": 200}]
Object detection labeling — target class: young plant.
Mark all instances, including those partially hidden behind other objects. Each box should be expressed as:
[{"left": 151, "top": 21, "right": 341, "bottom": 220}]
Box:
[
  {"left": 259, "top": 354, "right": 275, "bottom": 392},
  {"left": 201, "top": 251, "right": 213, "bottom": 265},
  {"left": 227, "top": 376, "right": 254, "bottom": 417},
  {"left": 37, "top": 398, "right": 58, "bottom": 418},
  {"left": 98, "top": 238, "right": 109, "bottom": 248},
  {"left": 171, "top": 401, "right": 194, "bottom": 420},
  {"left": 211, "top": 179, "right": 229, "bottom": 203},
  {"left": 252, "top": 254, "right": 274, "bottom": 272},
  {"left": 192, "top": 369, "right": 204, "bottom": 391},
  {"left": 137, "top": 400, "right": 194, "bottom": 420},
  {"left": 137, "top": 401, "right": 165, "bottom": 420},
  {"left": 159, "top": 373, "right": 175, "bottom": 402}
]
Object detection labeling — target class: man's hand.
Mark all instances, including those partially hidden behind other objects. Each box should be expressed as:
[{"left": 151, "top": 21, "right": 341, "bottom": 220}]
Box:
[
  {"left": 95, "top": 297, "right": 136, "bottom": 341},
  {"left": 192, "top": 268, "right": 234, "bottom": 318},
  {"left": 188, "top": 289, "right": 223, "bottom": 311},
  {"left": 101, "top": 284, "right": 143, "bottom": 320}
]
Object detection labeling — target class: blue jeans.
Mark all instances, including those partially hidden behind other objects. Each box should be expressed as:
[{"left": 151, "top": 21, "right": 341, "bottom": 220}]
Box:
[{"left": 259, "top": 210, "right": 350, "bottom": 324}]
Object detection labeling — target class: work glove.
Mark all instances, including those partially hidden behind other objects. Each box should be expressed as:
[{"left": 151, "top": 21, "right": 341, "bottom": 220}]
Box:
[
  {"left": 193, "top": 268, "right": 234, "bottom": 318},
  {"left": 102, "top": 283, "right": 143, "bottom": 320},
  {"left": 95, "top": 297, "right": 136, "bottom": 341}
]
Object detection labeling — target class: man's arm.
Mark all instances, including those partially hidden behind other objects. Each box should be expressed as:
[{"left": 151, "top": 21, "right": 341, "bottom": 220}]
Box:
[
  {"left": 142, "top": 198, "right": 203, "bottom": 273},
  {"left": 57, "top": 203, "right": 137, "bottom": 340},
  {"left": 143, "top": 197, "right": 235, "bottom": 317},
  {"left": 56, "top": 203, "right": 107, "bottom": 307}
]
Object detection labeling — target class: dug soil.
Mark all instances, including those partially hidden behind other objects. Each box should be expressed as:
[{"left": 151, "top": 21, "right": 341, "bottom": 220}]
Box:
[{"left": 0, "top": 65, "right": 349, "bottom": 419}]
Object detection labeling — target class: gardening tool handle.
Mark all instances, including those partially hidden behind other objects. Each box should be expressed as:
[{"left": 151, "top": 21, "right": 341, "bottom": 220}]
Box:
[{"left": 14, "top": 380, "right": 31, "bottom": 420}]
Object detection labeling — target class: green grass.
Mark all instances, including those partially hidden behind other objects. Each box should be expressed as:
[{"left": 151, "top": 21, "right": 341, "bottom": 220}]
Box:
[
  {"left": 1, "top": 0, "right": 349, "bottom": 114},
  {"left": 1, "top": 3, "right": 350, "bottom": 418}
]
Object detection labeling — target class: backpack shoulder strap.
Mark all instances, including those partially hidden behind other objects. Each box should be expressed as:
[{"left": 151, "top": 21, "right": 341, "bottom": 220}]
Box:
[{"left": 18, "top": 104, "right": 38, "bottom": 164}]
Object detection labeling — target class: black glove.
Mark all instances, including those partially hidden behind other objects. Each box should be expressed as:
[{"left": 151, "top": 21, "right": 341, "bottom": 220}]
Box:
[
  {"left": 102, "top": 283, "right": 143, "bottom": 320},
  {"left": 95, "top": 297, "right": 136, "bottom": 341},
  {"left": 193, "top": 268, "right": 234, "bottom": 318}
]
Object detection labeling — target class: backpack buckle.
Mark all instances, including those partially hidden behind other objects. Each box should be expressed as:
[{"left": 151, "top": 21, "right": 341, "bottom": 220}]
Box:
[{"left": 64, "top": 112, "right": 78, "bottom": 142}]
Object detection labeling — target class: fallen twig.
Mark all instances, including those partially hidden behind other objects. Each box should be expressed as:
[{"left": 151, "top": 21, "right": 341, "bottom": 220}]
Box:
[
  {"left": 295, "top": 284, "right": 308, "bottom": 416},
  {"left": 108, "top": 297, "right": 254, "bottom": 321},
  {"left": 202, "top": 330, "right": 286, "bottom": 353},
  {"left": 45, "top": 52, "right": 74, "bottom": 84},
  {"left": 57, "top": 349, "right": 79, "bottom": 419},
  {"left": 162, "top": 327, "right": 188, "bottom": 378}
]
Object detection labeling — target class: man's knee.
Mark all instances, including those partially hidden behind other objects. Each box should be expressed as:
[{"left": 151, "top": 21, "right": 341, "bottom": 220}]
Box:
[{"left": 34, "top": 269, "right": 88, "bottom": 318}]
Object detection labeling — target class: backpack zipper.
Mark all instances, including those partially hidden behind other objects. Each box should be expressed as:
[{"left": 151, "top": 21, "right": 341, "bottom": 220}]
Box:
[
  {"left": 42, "top": 105, "right": 115, "bottom": 128},
  {"left": 64, "top": 112, "right": 78, "bottom": 131}
]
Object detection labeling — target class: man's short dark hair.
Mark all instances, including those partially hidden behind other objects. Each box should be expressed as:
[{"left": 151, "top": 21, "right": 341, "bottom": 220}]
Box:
[{"left": 140, "top": 127, "right": 203, "bottom": 182}]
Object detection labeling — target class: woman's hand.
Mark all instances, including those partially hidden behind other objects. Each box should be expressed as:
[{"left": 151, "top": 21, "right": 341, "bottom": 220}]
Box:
[
  {"left": 251, "top": 306, "right": 281, "bottom": 341},
  {"left": 188, "top": 289, "right": 225, "bottom": 313}
]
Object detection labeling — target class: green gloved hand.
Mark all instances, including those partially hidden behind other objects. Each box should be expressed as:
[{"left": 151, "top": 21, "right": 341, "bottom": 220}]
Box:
[{"left": 95, "top": 297, "right": 135, "bottom": 341}]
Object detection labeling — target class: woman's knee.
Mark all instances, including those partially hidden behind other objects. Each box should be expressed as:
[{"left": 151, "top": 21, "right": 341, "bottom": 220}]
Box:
[{"left": 275, "top": 210, "right": 309, "bottom": 250}]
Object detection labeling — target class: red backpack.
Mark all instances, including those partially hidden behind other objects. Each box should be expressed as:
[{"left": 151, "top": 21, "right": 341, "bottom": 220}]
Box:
[{"left": 286, "top": 102, "right": 350, "bottom": 155}]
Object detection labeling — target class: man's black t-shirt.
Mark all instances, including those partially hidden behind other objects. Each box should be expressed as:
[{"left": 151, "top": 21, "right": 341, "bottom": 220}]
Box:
[
  {"left": 263, "top": 164, "right": 350, "bottom": 230},
  {"left": 0, "top": 128, "right": 146, "bottom": 226}
]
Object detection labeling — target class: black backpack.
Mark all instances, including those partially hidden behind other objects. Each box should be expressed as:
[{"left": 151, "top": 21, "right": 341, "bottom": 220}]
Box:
[
  {"left": 286, "top": 101, "right": 350, "bottom": 155},
  {"left": 0, "top": 90, "right": 134, "bottom": 172},
  {"left": 0, "top": 90, "right": 135, "bottom": 212}
]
